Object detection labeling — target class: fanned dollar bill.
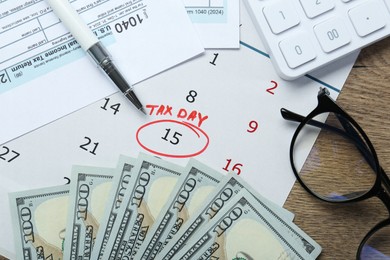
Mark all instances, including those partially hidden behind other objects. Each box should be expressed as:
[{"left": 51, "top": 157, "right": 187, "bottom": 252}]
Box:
[
  {"left": 159, "top": 174, "right": 299, "bottom": 259},
  {"left": 8, "top": 155, "right": 322, "bottom": 260},
  {"left": 9, "top": 185, "right": 69, "bottom": 260},
  {"left": 63, "top": 166, "right": 115, "bottom": 259},
  {"left": 91, "top": 156, "right": 138, "bottom": 260},
  {"left": 136, "top": 159, "right": 224, "bottom": 259},
  {"left": 173, "top": 189, "right": 315, "bottom": 260},
  {"left": 102, "top": 153, "right": 184, "bottom": 260}
]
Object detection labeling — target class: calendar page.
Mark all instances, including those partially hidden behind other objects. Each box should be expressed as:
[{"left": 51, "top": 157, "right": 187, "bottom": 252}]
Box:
[{"left": 0, "top": 2, "right": 358, "bottom": 258}]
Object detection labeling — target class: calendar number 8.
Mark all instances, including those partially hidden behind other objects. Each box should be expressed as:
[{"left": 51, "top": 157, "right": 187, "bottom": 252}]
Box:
[{"left": 186, "top": 90, "right": 197, "bottom": 103}]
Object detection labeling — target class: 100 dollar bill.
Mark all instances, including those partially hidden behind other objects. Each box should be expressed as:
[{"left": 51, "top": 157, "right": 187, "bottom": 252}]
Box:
[
  {"left": 136, "top": 159, "right": 223, "bottom": 259},
  {"left": 173, "top": 189, "right": 314, "bottom": 260},
  {"left": 102, "top": 153, "right": 183, "bottom": 260},
  {"left": 63, "top": 166, "right": 115, "bottom": 259},
  {"left": 9, "top": 185, "right": 70, "bottom": 260},
  {"left": 91, "top": 156, "right": 138, "bottom": 260},
  {"left": 159, "top": 175, "right": 296, "bottom": 259}
]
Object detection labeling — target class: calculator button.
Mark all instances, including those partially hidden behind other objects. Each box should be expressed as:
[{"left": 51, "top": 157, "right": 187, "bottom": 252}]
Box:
[
  {"left": 263, "top": 2, "right": 300, "bottom": 34},
  {"left": 244, "top": 0, "right": 390, "bottom": 79},
  {"left": 299, "top": 0, "right": 335, "bottom": 18},
  {"left": 314, "top": 17, "right": 351, "bottom": 53},
  {"left": 348, "top": 0, "right": 386, "bottom": 37},
  {"left": 279, "top": 34, "right": 317, "bottom": 68}
]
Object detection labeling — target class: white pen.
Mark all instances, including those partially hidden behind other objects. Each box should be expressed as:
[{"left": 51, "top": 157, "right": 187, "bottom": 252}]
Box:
[{"left": 46, "top": 0, "right": 146, "bottom": 114}]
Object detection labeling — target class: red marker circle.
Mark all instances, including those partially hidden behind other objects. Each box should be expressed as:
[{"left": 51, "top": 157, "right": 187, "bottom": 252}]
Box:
[{"left": 136, "top": 119, "right": 209, "bottom": 158}]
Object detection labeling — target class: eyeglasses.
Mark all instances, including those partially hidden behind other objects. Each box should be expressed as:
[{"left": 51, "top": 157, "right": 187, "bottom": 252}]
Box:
[{"left": 281, "top": 87, "right": 390, "bottom": 260}]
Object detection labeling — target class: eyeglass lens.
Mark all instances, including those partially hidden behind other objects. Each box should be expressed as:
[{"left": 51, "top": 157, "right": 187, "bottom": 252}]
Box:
[
  {"left": 360, "top": 224, "right": 390, "bottom": 259},
  {"left": 292, "top": 112, "right": 377, "bottom": 202},
  {"left": 292, "top": 111, "right": 390, "bottom": 258}
]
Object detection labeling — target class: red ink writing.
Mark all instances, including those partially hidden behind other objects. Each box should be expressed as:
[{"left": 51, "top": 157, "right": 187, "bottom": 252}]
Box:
[
  {"left": 266, "top": 80, "right": 278, "bottom": 95},
  {"left": 145, "top": 104, "right": 209, "bottom": 128}
]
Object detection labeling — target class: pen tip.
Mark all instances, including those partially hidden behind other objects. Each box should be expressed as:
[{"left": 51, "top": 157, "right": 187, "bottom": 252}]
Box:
[{"left": 140, "top": 107, "right": 147, "bottom": 115}]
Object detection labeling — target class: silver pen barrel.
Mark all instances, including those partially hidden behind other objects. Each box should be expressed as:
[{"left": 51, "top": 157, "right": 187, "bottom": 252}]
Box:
[{"left": 87, "top": 42, "right": 145, "bottom": 113}]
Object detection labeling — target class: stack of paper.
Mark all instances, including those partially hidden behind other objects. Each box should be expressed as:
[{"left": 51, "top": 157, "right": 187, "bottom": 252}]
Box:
[
  {"left": 9, "top": 153, "right": 321, "bottom": 259},
  {"left": 0, "top": 0, "right": 239, "bottom": 146}
]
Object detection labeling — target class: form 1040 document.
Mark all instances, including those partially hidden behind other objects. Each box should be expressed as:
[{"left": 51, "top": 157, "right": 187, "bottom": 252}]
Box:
[
  {"left": 0, "top": 0, "right": 204, "bottom": 145},
  {"left": 183, "top": 0, "right": 239, "bottom": 48}
]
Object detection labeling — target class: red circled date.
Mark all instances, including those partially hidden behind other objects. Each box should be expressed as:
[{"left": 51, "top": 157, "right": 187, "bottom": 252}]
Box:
[{"left": 136, "top": 119, "right": 209, "bottom": 158}]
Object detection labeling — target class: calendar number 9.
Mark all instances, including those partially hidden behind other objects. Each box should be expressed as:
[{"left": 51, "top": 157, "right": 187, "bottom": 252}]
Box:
[{"left": 247, "top": 121, "right": 258, "bottom": 133}]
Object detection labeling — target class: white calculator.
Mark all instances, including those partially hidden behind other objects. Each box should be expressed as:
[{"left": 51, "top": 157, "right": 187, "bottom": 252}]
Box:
[{"left": 244, "top": 0, "right": 390, "bottom": 80}]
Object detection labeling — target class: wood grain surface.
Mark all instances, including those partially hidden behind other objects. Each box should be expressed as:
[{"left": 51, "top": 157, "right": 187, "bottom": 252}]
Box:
[
  {"left": 1, "top": 40, "right": 389, "bottom": 260},
  {"left": 284, "top": 37, "right": 390, "bottom": 260}
]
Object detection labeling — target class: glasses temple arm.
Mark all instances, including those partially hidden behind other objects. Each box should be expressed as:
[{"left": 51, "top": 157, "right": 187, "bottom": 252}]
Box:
[
  {"left": 281, "top": 108, "right": 354, "bottom": 136},
  {"left": 281, "top": 108, "right": 377, "bottom": 171},
  {"left": 280, "top": 108, "right": 306, "bottom": 122}
]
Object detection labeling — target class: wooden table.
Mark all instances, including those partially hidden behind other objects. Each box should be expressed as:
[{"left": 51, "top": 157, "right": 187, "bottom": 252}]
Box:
[
  {"left": 1, "top": 39, "right": 389, "bottom": 260},
  {"left": 285, "top": 37, "right": 390, "bottom": 260}
]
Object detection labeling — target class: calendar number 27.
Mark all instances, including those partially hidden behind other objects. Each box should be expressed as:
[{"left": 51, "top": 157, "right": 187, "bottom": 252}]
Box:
[{"left": 0, "top": 146, "right": 20, "bottom": 163}]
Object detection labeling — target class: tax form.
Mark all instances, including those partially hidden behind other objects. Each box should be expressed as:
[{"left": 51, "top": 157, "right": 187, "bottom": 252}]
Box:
[
  {"left": 0, "top": 0, "right": 203, "bottom": 145},
  {"left": 183, "top": 0, "right": 239, "bottom": 48}
]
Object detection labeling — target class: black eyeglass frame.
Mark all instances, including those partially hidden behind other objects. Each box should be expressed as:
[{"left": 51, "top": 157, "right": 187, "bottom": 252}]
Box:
[{"left": 281, "top": 87, "right": 390, "bottom": 259}]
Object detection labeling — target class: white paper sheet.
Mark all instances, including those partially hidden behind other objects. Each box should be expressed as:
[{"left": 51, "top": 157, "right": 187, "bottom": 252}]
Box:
[
  {"left": 0, "top": 1, "right": 357, "bottom": 258},
  {"left": 183, "top": 0, "right": 240, "bottom": 48},
  {"left": 0, "top": 0, "right": 204, "bottom": 146}
]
